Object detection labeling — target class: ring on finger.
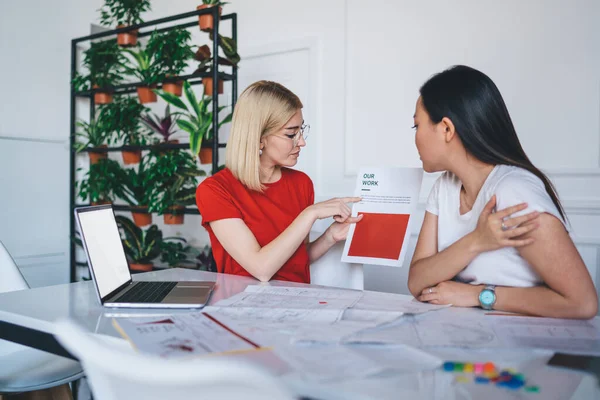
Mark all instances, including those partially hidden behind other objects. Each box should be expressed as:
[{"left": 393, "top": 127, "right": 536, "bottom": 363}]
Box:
[
  {"left": 428, "top": 287, "right": 433, "bottom": 294},
  {"left": 501, "top": 221, "right": 508, "bottom": 231}
]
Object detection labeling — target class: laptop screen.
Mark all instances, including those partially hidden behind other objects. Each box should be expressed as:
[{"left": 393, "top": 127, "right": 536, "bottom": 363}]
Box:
[{"left": 76, "top": 207, "right": 131, "bottom": 299}]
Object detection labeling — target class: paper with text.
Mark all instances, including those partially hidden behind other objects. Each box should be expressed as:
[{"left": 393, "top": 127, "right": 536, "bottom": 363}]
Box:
[
  {"left": 342, "top": 167, "right": 423, "bottom": 266},
  {"left": 203, "top": 306, "right": 344, "bottom": 324},
  {"left": 112, "top": 313, "right": 256, "bottom": 358},
  {"left": 351, "top": 291, "right": 450, "bottom": 314},
  {"left": 492, "top": 315, "right": 600, "bottom": 356},
  {"left": 214, "top": 285, "right": 363, "bottom": 310},
  {"left": 274, "top": 345, "right": 386, "bottom": 383}
]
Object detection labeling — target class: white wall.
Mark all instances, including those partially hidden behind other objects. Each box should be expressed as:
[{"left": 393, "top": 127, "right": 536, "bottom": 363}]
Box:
[
  {"left": 2, "top": 1, "right": 600, "bottom": 299},
  {"left": 0, "top": 0, "right": 103, "bottom": 286}
]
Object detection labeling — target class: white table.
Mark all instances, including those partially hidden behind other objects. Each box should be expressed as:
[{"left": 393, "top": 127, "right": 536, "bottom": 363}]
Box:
[{"left": 0, "top": 268, "right": 598, "bottom": 400}]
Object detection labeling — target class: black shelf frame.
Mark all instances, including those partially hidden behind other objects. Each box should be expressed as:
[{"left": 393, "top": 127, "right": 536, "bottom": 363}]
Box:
[
  {"left": 74, "top": 204, "right": 200, "bottom": 215},
  {"left": 80, "top": 141, "right": 226, "bottom": 153},
  {"left": 69, "top": 7, "right": 237, "bottom": 282}
]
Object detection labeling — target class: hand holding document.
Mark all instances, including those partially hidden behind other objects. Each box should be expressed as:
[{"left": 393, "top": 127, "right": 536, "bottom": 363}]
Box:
[{"left": 342, "top": 167, "right": 423, "bottom": 267}]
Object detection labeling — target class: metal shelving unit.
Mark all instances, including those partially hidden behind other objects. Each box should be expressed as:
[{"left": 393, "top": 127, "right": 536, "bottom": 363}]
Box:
[{"left": 69, "top": 7, "right": 237, "bottom": 281}]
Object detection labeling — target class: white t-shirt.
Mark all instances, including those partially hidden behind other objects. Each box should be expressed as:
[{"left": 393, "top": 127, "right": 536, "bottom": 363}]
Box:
[{"left": 426, "top": 165, "right": 567, "bottom": 287}]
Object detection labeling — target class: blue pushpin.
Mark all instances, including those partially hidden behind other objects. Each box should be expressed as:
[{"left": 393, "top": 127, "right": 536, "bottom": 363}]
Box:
[{"left": 443, "top": 362, "right": 454, "bottom": 372}]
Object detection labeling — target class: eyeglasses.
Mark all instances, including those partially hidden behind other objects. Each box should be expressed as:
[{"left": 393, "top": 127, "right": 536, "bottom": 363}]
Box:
[{"left": 275, "top": 123, "right": 310, "bottom": 147}]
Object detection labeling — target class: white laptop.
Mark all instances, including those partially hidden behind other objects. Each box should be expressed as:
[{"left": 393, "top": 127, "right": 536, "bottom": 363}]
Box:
[{"left": 75, "top": 205, "right": 215, "bottom": 308}]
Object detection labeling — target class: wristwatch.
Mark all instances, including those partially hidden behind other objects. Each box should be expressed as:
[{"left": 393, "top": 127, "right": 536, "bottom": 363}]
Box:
[{"left": 479, "top": 285, "right": 497, "bottom": 310}]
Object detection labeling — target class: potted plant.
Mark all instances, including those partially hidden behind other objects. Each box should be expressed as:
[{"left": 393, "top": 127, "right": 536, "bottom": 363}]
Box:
[
  {"left": 72, "top": 39, "right": 124, "bottom": 104},
  {"left": 147, "top": 150, "right": 205, "bottom": 224},
  {"left": 123, "top": 43, "right": 163, "bottom": 103},
  {"left": 97, "top": 96, "right": 148, "bottom": 164},
  {"left": 193, "top": 45, "right": 224, "bottom": 96},
  {"left": 146, "top": 29, "right": 194, "bottom": 97},
  {"left": 140, "top": 105, "right": 179, "bottom": 144},
  {"left": 160, "top": 237, "right": 193, "bottom": 268},
  {"left": 74, "top": 119, "right": 115, "bottom": 164},
  {"left": 193, "top": 245, "right": 213, "bottom": 271},
  {"left": 208, "top": 32, "right": 241, "bottom": 66},
  {"left": 77, "top": 158, "right": 128, "bottom": 205},
  {"left": 99, "top": 0, "right": 151, "bottom": 47},
  {"left": 156, "top": 81, "right": 232, "bottom": 164},
  {"left": 115, "top": 215, "right": 162, "bottom": 271},
  {"left": 120, "top": 154, "right": 155, "bottom": 227},
  {"left": 197, "top": 0, "right": 228, "bottom": 32}
]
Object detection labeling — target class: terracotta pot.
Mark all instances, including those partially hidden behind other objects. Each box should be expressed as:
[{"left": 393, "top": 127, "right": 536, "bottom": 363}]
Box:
[
  {"left": 160, "top": 139, "right": 180, "bottom": 156},
  {"left": 92, "top": 85, "right": 113, "bottom": 104},
  {"left": 163, "top": 81, "right": 183, "bottom": 96},
  {"left": 131, "top": 210, "right": 152, "bottom": 227},
  {"left": 199, "top": 148, "right": 213, "bottom": 164},
  {"left": 137, "top": 86, "right": 157, "bottom": 104},
  {"left": 122, "top": 149, "right": 142, "bottom": 165},
  {"left": 116, "top": 25, "right": 138, "bottom": 47},
  {"left": 91, "top": 200, "right": 111, "bottom": 206},
  {"left": 89, "top": 145, "right": 108, "bottom": 164},
  {"left": 202, "top": 77, "right": 224, "bottom": 96},
  {"left": 164, "top": 206, "right": 185, "bottom": 225},
  {"left": 129, "top": 263, "right": 153, "bottom": 272},
  {"left": 197, "top": 5, "right": 222, "bottom": 32}
]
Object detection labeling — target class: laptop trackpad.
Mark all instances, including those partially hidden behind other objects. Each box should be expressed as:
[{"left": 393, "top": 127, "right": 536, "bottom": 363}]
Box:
[{"left": 162, "top": 284, "right": 213, "bottom": 304}]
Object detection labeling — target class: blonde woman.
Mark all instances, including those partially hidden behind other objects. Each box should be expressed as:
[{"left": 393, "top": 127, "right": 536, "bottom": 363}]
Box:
[{"left": 196, "top": 81, "right": 362, "bottom": 283}]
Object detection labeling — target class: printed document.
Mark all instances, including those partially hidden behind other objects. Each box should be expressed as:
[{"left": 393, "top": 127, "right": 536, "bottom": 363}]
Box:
[
  {"left": 491, "top": 315, "right": 600, "bottom": 356},
  {"left": 214, "top": 285, "right": 363, "bottom": 310},
  {"left": 342, "top": 167, "right": 423, "bottom": 267},
  {"left": 112, "top": 313, "right": 257, "bottom": 358}
]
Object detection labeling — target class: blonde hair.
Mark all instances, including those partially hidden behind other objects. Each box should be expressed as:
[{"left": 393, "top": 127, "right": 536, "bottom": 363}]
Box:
[{"left": 226, "top": 81, "right": 303, "bottom": 192}]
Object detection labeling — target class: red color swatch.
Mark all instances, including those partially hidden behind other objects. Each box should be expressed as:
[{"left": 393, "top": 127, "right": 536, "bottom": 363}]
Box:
[{"left": 348, "top": 213, "right": 410, "bottom": 260}]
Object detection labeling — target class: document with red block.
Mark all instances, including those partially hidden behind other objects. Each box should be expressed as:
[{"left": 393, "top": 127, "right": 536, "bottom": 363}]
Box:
[{"left": 341, "top": 167, "right": 423, "bottom": 267}]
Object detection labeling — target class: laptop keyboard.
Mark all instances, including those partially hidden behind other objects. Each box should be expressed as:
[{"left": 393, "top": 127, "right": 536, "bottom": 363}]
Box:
[{"left": 112, "top": 281, "right": 178, "bottom": 304}]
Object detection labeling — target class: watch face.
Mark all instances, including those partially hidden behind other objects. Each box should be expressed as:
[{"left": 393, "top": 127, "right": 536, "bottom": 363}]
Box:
[{"left": 480, "top": 290, "right": 495, "bottom": 305}]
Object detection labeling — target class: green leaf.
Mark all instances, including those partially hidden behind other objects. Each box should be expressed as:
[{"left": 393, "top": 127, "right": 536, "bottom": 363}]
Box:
[
  {"left": 218, "top": 113, "right": 233, "bottom": 128},
  {"left": 183, "top": 81, "right": 201, "bottom": 119},
  {"left": 116, "top": 215, "right": 143, "bottom": 256},
  {"left": 156, "top": 90, "right": 189, "bottom": 112},
  {"left": 189, "top": 130, "right": 203, "bottom": 155},
  {"left": 176, "top": 119, "right": 197, "bottom": 135}
]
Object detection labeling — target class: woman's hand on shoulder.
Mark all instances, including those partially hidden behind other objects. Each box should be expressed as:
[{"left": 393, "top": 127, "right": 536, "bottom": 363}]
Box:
[
  {"left": 304, "top": 197, "right": 362, "bottom": 223},
  {"left": 470, "top": 195, "right": 540, "bottom": 253}
]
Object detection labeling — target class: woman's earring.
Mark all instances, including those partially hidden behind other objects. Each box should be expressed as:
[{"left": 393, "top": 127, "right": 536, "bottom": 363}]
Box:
[{"left": 259, "top": 149, "right": 263, "bottom": 156}]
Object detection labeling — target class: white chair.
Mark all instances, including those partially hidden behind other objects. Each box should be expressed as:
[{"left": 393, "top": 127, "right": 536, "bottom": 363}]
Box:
[
  {"left": 53, "top": 319, "right": 296, "bottom": 400},
  {"left": 0, "top": 241, "right": 84, "bottom": 395}
]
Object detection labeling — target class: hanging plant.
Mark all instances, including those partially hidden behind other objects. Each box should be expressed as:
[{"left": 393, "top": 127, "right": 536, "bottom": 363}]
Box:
[
  {"left": 115, "top": 215, "right": 162, "bottom": 271},
  {"left": 72, "top": 39, "right": 125, "bottom": 104},
  {"left": 123, "top": 41, "right": 164, "bottom": 104},
  {"left": 197, "top": 0, "right": 228, "bottom": 32},
  {"left": 97, "top": 96, "right": 148, "bottom": 164},
  {"left": 146, "top": 150, "right": 206, "bottom": 224},
  {"left": 156, "top": 81, "right": 231, "bottom": 164},
  {"left": 99, "top": 0, "right": 151, "bottom": 47},
  {"left": 146, "top": 29, "right": 194, "bottom": 97}
]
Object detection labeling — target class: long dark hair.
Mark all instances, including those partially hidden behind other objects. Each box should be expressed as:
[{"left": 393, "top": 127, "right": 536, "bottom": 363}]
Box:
[{"left": 419, "top": 65, "right": 565, "bottom": 221}]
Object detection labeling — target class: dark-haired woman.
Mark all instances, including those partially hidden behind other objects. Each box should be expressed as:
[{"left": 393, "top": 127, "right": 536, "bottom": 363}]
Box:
[{"left": 408, "top": 65, "right": 597, "bottom": 319}]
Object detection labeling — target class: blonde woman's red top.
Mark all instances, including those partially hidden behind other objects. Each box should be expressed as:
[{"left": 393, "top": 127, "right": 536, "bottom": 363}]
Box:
[{"left": 196, "top": 167, "right": 314, "bottom": 283}]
